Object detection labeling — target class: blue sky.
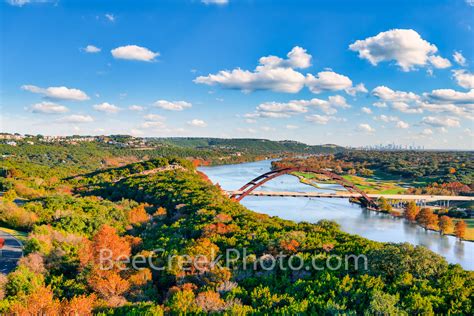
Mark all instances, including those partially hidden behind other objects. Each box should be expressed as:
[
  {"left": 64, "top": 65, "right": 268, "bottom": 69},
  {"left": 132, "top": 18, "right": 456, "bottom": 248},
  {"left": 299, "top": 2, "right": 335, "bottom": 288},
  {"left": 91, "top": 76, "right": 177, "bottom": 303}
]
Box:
[{"left": 1, "top": 0, "right": 473, "bottom": 149}]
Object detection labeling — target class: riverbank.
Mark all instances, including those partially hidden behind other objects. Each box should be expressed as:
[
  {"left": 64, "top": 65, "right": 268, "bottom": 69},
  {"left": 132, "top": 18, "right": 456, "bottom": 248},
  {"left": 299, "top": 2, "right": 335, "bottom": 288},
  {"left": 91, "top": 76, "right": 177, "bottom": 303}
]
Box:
[
  {"left": 199, "top": 159, "right": 474, "bottom": 269},
  {"left": 293, "top": 172, "right": 474, "bottom": 241},
  {"left": 293, "top": 171, "right": 407, "bottom": 194}
]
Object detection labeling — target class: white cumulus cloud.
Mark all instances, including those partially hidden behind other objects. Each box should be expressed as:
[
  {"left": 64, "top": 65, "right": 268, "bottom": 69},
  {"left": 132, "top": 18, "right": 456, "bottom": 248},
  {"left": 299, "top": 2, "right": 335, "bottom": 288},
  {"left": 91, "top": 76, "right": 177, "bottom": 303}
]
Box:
[
  {"left": 422, "top": 116, "right": 460, "bottom": 128},
  {"left": 421, "top": 128, "right": 433, "bottom": 136},
  {"left": 129, "top": 105, "right": 145, "bottom": 111},
  {"left": 424, "top": 88, "right": 474, "bottom": 104},
  {"left": 361, "top": 107, "right": 372, "bottom": 114},
  {"left": 144, "top": 114, "right": 165, "bottom": 121},
  {"left": 153, "top": 100, "right": 192, "bottom": 111},
  {"left": 453, "top": 51, "right": 467, "bottom": 66},
  {"left": 30, "top": 101, "right": 69, "bottom": 114},
  {"left": 256, "top": 101, "right": 308, "bottom": 114},
  {"left": 249, "top": 95, "right": 350, "bottom": 119},
  {"left": 376, "top": 115, "right": 399, "bottom": 122},
  {"left": 6, "top": 0, "right": 51, "bottom": 6},
  {"left": 305, "top": 114, "right": 336, "bottom": 125},
  {"left": 84, "top": 45, "right": 101, "bottom": 53},
  {"left": 346, "top": 83, "right": 368, "bottom": 96},
  {"left": 305, "top": 71, "right": 353, "bottom": 94},
  {"left": 105, "top": 13, "right": 115, "bottom": 22},
  {"left": 93, "top": 102, "right": 121, "bottom": 114},
  {"left": 258, "top": 46, "right": 312, "bottom": 69},
  {"left": 372, "top": 102, "right": 387, "bottom": 108},
  {"left": 391, "top": 101, "right": 422, "bottom": 114},
  {"left": 357, "top": 123, "right": 375, "bottom": 133},
  {"left": 59, "top": 115, "right": 94, "bottom": 123},
  {"left": 194, "top": 46, "right": 313, "bottom": 93},
  {"left": 7, "top": 0, "right": 30, "bottom": 6},
  {"left": 21, "top": 84, "right": 89, "bottom": 101},
  {"left": 372, "top": 86, "right": 420, "bottom": 102},
  {"left": 201, "top": 0, "right": 228, "bottom": 4},
  {"left": 111, "top": 45, "right": 159, "bottom": 62},
  {"left": 188, "top": 119, "right": 207, "bottom": 127},
  {"left": 452, "top": 70, "right": 474, "bottom": 89},
  {"left": 195, "top": 47, "right": 362, "bottom": 95},
  {"left": 396, "top": 121, "right": 410, "bottom": 129},
  {"left": 141, "top": 121, "right": 166, "bottom": 129},
  {"left": 349, "top": 29, "right": 447, "bottom": 71},
  {"left": 427, "top": 55, "right": 451, "bottom": 69}
]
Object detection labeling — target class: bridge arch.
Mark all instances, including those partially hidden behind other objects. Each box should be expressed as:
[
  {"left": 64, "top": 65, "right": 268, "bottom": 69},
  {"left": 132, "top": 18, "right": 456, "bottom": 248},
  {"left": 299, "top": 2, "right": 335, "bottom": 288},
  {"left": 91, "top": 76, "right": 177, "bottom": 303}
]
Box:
[{"left": 230, "top": 167, "right": 378, "bottom": 209}]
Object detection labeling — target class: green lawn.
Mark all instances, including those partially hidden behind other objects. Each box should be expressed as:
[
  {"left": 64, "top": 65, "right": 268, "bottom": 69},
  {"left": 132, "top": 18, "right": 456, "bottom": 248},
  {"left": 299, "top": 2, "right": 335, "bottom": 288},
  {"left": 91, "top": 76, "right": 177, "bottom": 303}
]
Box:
[
  {"left": 342, "top": 175, "right": 407, "bottom": 194},
  {"left": 463, "top": 218, "right": 474, "bottom": 229},
  {"left": 293, "top": 171, "right": 408, "bottom": 194}
]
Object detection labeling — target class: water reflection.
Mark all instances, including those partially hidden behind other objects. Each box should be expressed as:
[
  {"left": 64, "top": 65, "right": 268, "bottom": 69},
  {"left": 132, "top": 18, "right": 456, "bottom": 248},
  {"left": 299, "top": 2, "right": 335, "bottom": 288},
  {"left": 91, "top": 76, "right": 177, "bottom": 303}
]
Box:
[{"left": 199, "top": 160, "right": 473, "bottom": 270}]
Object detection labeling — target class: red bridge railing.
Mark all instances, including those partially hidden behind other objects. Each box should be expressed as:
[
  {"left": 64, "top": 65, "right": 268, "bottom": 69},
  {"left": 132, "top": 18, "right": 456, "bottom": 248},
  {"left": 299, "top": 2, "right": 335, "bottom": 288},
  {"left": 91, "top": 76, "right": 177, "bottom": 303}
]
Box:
[{"left": 230, "top": 167, "right": 378, "bottom": 209}]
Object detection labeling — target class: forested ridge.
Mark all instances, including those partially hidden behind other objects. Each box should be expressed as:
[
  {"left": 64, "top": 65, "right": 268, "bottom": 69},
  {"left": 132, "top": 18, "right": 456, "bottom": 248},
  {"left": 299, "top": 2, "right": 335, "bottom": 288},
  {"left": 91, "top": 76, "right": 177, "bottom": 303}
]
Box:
[
  {"left": 274, "top": 151, "right": 474, "bottom": 190},
  {"left": 0, "top": 154, "right": 472, "bottom": 314}
]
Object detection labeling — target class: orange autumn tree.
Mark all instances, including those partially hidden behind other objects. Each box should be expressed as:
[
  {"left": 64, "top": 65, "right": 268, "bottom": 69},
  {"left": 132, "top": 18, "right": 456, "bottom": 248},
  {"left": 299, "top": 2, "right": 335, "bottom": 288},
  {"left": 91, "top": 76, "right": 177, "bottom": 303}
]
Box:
[
  {"left": 79, "top": 225, "right": 133, "bottom": 306},
  {"left": 416, "top": 208, "right": 438, "bottom": 230},
  {"left": 454, "top": 220, "right": 467, "bottom": 240},
  {"left": 280, "top": 239, "right": 300, "bottom": 253},
  {"left": 128, "top": 204, "right": 150, "bottom": 225},
  {"left": 195, "top": 290, "right": 225, "bottom": 313},
  {"left": 153, "top": 206, "right": 167, "bottom": 219},
  {"left": 9, "top": 286, "right": 60, "bottom": 315},
  {"left": 60, "top": 294, "right": 97, "bottom": 316},
  {"left": 87, "top": 269, "right": 130, "bottom": 305},
  {"left": 404, "top": 201, "right": 420, "bottom": 222},
  {"left": 80, "top": 225, "right": 131, "bottom": 268},
  {"left": 438, "top": 216, "right": 453, "bottom": 235}
]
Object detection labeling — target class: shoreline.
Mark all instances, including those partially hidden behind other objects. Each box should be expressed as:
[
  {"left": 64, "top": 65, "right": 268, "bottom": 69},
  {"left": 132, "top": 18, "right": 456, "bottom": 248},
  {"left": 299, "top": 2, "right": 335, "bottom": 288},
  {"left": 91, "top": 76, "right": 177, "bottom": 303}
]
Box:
[{"left": 294, "top": 174, "right": 474, "bottom": 242}]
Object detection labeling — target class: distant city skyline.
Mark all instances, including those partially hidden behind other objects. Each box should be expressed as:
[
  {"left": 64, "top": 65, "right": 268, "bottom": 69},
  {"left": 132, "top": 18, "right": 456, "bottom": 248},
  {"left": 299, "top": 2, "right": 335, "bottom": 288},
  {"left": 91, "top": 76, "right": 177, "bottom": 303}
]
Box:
[{"left": 1, "top": 0, "right": 473, "bottom": 149}]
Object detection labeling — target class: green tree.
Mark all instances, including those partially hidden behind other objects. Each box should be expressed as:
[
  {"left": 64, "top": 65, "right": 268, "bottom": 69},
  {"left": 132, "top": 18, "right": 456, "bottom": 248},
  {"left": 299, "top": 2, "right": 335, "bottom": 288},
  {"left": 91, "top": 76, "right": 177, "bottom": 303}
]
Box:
[
  {"left": 6, "top": 265, "right": 44, "bottom": 297},
  {"left": 378, "top": 197, "right": 392, "bottom": 213},
  {"left": 367, "top": 290, "right": 401, "bottom": 315},
  {"left": 2, "top": 189, "right": 17, "bottom": 203}
]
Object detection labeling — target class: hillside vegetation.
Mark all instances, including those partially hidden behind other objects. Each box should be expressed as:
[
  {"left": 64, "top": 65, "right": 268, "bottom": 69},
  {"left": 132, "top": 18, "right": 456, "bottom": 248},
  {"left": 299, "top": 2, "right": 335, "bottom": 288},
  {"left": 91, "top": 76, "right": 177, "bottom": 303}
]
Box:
[{"left": 0, "top": 154, "right": 472, "bottom": 314}]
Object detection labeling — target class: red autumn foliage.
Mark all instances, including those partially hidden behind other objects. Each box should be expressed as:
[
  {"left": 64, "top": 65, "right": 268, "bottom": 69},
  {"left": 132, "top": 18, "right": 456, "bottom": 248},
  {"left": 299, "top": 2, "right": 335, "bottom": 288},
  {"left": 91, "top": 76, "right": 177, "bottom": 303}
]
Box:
[
  {"left": 60, "top": 294, "right": 96, "bottom": 316},
  {"left": 9, "top": 286, "right": 60, "bottom": 315},
  {"left": 203, "top": 222, "right": 235, "bottom": 236},
  {"left": 79, "top": 225, "right": 131, "bottom": 269},
  {"left": 280, "top": 239, "right": 300, "bottom": 253},
  {"left": 215, "top": 213, "right": 233, "bottom": 223},
  {"left": 195, "top": 290, "right": 225, "bottom": 313},
  {"left": 128, "top": 204, "right": 150, "bottom": 225},
  {"left": 88, "top": 269, "right": 130, "bottom": 301}
]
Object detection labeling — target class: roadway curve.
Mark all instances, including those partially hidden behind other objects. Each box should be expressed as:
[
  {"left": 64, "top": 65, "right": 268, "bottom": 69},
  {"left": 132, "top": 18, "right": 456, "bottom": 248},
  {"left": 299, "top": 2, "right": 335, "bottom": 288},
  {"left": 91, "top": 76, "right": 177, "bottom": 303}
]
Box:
[{"left": 0, "top": 230, "right": 23, "bottom": 274}]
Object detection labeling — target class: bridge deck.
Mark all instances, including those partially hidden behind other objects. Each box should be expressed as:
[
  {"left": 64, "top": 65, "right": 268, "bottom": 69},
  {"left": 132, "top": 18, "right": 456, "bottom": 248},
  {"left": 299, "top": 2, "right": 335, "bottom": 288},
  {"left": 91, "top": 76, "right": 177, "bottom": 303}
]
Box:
[{"left": 228, "top": 190, "right": 474, "bottom": 202}]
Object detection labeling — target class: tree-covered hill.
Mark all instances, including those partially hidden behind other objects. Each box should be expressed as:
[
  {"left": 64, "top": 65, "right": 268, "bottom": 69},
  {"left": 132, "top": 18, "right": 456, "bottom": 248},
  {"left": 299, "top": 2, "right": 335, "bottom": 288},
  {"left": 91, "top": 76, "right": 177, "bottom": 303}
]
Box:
[
  {"left": 150, "top": 137, "right": 344, "bottom": 154},
  {"left": 1, "top": 158, "right": 472, "bottom": 314}
]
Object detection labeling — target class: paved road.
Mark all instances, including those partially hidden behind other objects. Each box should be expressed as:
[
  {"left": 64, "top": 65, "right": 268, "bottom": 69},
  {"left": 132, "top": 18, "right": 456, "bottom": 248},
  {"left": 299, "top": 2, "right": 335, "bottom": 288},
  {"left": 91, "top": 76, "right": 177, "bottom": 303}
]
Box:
[{"left": 0, "top": 230, "right": 23, "bottom": 274}]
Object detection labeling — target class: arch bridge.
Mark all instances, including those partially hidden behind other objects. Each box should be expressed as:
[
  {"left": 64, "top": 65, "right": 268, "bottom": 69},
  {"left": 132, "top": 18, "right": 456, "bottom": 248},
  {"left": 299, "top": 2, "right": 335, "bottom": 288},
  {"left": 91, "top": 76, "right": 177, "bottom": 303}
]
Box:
[{"left": 230, "top": 167, "right": 379, "bottom": 209}]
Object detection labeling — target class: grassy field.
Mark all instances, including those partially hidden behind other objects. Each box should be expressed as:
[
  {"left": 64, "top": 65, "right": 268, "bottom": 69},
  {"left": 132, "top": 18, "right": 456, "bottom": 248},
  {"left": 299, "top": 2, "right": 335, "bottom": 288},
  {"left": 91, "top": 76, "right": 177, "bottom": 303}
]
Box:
[
  {"left": 430, "top": 220, "right": 474, "bottom": 241},
  {"left": 292, "top": 171, "right": 407, "bottom": 194},
  {"left": 462, "top": 219, "right": 474, "bottom": 241}
]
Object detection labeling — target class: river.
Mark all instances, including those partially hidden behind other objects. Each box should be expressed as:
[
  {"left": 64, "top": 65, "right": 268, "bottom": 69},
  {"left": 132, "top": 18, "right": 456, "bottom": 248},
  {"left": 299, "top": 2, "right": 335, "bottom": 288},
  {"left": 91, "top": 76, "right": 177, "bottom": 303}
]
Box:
[{"left": 199, "top": 160, "right": 473, "bottom": 270}]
